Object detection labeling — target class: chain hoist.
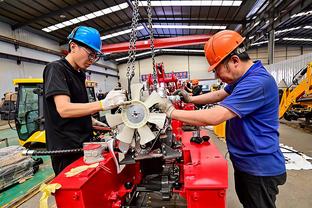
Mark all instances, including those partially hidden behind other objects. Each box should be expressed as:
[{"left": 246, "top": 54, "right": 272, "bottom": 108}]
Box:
[
  {"left": 126, "top": 0, "right": 140, "bottom": 99},
  {"left": 126, "top": 0, "right": 157, "bottom": 97},
  {"left": 146, "top": 0, "right": 158, "bottom": 91}
]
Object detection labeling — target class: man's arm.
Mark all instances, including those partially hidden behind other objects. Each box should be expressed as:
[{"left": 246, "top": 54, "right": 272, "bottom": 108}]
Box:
[
  {"left": 54, "top": 90, "right": 126, "bottom": 118},
  {"left": 54, "top": 95, "right": 102, "bottom": 118},
  {"left": 171, "top": 105, "right": 236, "bottom": 126},
  {"left": 190, "top": 89, "right": 229, "bottom": 105}
]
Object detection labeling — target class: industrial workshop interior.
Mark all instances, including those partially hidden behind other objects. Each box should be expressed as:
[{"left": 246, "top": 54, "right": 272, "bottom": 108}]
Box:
[{"left": 1, "top": 0, "right": 312, "bottom": 207}]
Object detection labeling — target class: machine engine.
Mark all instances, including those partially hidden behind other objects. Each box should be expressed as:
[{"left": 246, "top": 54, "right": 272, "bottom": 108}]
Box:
[{"left": 106, "top": 83, "right": 182, "bottom": 201}]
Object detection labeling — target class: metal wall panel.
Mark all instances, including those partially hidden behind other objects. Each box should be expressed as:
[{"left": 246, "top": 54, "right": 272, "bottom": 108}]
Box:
[
  {"left": 117, "top": 55, "right": 215, "bottom": 89},
  {"left": 0, "top": 22, "right": 60, "bottom": 51},
  {"left": 266, "top": 52, "right": 312, "bottom": 86}
]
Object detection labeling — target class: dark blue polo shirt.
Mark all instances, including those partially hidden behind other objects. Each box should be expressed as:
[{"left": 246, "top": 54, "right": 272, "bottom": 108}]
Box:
[{"left": 220, "top": 61, "right": 286, "bottom": 176}]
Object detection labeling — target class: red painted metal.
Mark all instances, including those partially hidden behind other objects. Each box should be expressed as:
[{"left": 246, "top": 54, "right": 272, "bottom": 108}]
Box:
[
  {"left": 146, "top": 63, "right": 178, "bottom": 92},
  {"left": 51, "top": 129, "right": 227, "bottom": 208},
  {"left": 102, "top": 34, "right": 211, "bottom": 54},
  {"left": 179, "top": 130, "right": 228, "bottom": 208},
  {"left": 51, "top": 153, "right": 141, "bottom": 208}
]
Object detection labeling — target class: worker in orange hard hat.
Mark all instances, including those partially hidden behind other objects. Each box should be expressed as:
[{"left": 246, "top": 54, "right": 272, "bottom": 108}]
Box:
[
  {"left": 159, "top": 30, "right": 286, "bottom": 208},
  {"left": 191, "top": 79, "right": 199, "bottom": 85}
]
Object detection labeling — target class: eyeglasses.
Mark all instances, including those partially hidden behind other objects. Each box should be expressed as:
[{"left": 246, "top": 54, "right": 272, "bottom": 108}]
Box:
[{"left": 80, "top": 46, "right": 101, "bottom": 62}]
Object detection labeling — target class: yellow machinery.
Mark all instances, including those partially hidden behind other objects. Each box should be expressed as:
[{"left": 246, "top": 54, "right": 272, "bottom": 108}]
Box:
[
  {"left": 13, "top": 78, "right": 45, "bottom": 147},
  {"left": 279, "top": 62, "right": 312, "bottom": 123},
  {"left": 211, "top": 82, "right": 226, "bottom": 138},
  {"left": 13, "top": 78, "right": 99, "bottom": 147}
]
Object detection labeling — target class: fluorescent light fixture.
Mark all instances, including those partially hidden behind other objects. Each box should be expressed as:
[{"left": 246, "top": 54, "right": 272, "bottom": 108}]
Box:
[
  {"left": 291, "top": 10, "right": 312, "bottom": 18},
  {"left": 161, "top": 49, "right": 204, "bottom": 53},
  {"left": 119, "top": 2, "right": 129, "bottom": 9},
  {"left": 152, "top": 25, "right": 226, "bottom": 30},
  {"left": 70, "top": 18, "right": 80, "bottom": 24},
  {"left": 47, "top": 25, "right": 58, "bottom": 31},
  {"left": 55, "top": 23, "right": 66, "bottom": 29},
  {"left": 63, "top": 21, "right": 73, "bottom": 26},
  {"left": 86, "top": 13, "right": 96, "bottom": 19},
  {"left": 254, "top": 21, "right": 260, "bottom": 27},
  {"left": 250, "top": 39, "right": 279, "bottom": 46},
  {"left": 102, "top": 8, "right": 112, "bottom": 14},
  {"left": 250, "top": 40, "right": 268, "bottom": 46},
  {"left": 137, "top": 1, "right": 242, "bottom": 7},
  {"left": 101, "top": 26, "right": 144, "bottom": 40},
  {"left": 42, "top": 3, "right": 128, "bottom": 32},
  {"left": 115, "top": 49, "right": 160, "bottom": 62},
  {"left": 77, "top": 15, "right": 88, "bottom": 22},
  {"left": 273, "top": 26, "right": 312, "bottom": 35},
  {"left": 42, "top": 28, "right": 51, "bottom": 32},
  {"left": 275, "top": 27, "right": 301, "bottom": 35},
  {"left": 110, "top": 5, "right": 120, "bottom": 12},
  {"left": 282, "top": 37, "right": 312, "bottom": 42},
  {"left": 93, "top": 10, "right": 104, "bottom": 17}
]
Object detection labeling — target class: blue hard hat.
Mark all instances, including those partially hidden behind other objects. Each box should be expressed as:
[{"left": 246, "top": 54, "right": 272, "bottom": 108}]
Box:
[{"left": 67, "top": 26, "right": 102, "bottom": 54}]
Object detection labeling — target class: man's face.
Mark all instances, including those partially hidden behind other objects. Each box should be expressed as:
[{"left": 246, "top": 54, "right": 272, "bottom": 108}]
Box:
[
  {"left": 213, "top": 56, "right": 239, "bottom": 84},
  {"left": 70, "top": 42, "right": 100, "bottom": 69}
]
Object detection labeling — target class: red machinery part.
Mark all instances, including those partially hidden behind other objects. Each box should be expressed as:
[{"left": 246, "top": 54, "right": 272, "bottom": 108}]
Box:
[
  {"left": 50, "top": 130, "right": 227, "bottom": 208},
  {"left": 51, "top": 153, "right": 141, "bottom": 208},
  {"left": 179, "top": 130, "right": 228, "bottom": 207},
  {"left": 102, "top": 34, "right": 211, "bottom": 54}
]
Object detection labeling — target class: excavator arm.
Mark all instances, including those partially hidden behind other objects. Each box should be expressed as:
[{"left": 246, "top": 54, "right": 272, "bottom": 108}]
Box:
[{"left": 279, "top": 62, "right": 312, "bottom": 119}]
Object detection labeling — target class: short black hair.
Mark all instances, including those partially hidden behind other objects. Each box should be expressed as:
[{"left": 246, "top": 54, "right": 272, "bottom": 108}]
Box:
[
  {"left": 68, "top": 40, "right": 94, "bottom": 53},
  {"left": 223, "top": 43, "right": 250, "bottom": 63}
]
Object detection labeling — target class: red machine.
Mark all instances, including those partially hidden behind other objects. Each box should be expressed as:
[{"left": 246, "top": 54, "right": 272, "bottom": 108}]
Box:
[
  {"left": 146, "top": 63, "right": 178, "bottom": 88},
  {"left": 50, "top": 63, "right": 227, "bottom": 208},
  {"left": 52, "top": 129, "right": 227, "bottom": 208}
]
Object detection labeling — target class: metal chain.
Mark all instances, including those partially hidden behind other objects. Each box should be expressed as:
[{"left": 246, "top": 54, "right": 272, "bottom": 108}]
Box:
[
  {"left": 147, "top": 0, "right": 157, "bottom": 90},
  {"left": 126, "top": 0, "right": 140, "bottom": 98}
]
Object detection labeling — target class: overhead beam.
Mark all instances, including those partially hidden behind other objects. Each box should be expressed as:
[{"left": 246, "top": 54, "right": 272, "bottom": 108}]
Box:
[
  {"left": 12, "top": 0, "right": 99, "bottom": 30},
  {"left": 102, "top": 34, "right": 210, "bottom": 53},
  {"left": 0, "top": 34, "right": 62, "bottom": 56},
  {"left": 0, "top": 52, "right": 49, "bottom": 65}
]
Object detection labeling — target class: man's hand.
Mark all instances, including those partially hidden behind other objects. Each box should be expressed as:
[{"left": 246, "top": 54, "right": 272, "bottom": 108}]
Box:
[
  {"left": 173, "top": 89, "right": 192, "bottom": 103},
  {"left": 99, "top": 90, "right": 127, "bottom": 111},
  {"left": 158, "top": 98, "right": 175, "bottom": 118}
]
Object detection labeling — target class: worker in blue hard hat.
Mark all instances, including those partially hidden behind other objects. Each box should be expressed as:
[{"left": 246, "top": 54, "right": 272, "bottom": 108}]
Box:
[{"left": 43, "top": 26, "right": 127, "bottom": 175}]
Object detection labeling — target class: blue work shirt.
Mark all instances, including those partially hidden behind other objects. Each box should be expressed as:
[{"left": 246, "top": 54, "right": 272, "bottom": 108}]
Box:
[{"left": 220, "top": 61, "right": 286, "bottom": 176}]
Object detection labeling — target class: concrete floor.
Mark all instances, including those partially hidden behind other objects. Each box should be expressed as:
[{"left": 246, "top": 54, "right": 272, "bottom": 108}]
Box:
[
  {"left": 2, "top": 122, "right": 311, "bottom": 208},
  {"left": 212, "top": 123, "right": 312, "bottom": 208}
]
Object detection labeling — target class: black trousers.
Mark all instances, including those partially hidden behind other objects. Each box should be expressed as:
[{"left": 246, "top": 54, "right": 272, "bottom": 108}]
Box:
[
  {"left": 234, "top": 169, "right": 287, "bottom": 208},
  {"left": 51, "top": 154, "right": 82, "bottom": 176}
]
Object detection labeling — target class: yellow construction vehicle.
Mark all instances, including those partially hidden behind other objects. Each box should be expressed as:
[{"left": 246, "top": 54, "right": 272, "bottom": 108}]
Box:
[
  {"left": 13, "top": 78, "right": 45, "bottom": 147},
  {"left": 13, "top": 78, "right": 99, "bottom": 147},
  {"left": 279, "top": 62, "right": 312, "bottom": 123}
]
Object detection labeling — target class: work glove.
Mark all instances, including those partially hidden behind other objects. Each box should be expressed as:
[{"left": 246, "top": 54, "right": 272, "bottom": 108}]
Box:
[
  {"left": 99, "top": 90, "right": 127, "bottom": 111},
  {"left": 92, "top": 118, "right": 107, "bottom": 127},
  {"left": 173, "top": 89, "right": 192, "bottom": 103},
  {"left": 158, "top": 98, "right": 175, "bottom": 118}
]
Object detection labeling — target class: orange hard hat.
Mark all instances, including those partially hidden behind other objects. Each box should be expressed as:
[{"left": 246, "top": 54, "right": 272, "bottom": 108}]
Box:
[
  {"left": 192, "top": 79, "right": 199, "bottom": 85},
  {"left": 204, "top": 30, "right": 245, "bottom": 72}
]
